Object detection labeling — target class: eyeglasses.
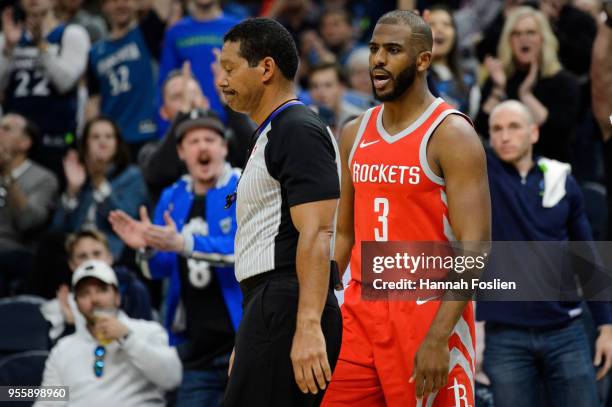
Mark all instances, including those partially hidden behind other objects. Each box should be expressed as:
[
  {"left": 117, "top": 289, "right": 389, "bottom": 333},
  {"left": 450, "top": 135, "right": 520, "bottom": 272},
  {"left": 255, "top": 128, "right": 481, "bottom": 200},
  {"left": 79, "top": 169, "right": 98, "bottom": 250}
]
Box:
[{"left": 94, "top": 345, "right": 106, "bottom": 378}]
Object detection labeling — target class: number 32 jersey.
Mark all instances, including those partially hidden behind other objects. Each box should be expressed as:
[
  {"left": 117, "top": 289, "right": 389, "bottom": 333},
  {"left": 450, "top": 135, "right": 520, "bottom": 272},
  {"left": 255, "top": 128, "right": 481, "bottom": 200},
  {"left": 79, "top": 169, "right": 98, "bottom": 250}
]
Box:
[
  {"left": 88, "top": 26, "right": 157, "bottom": 143},
  {"left": 349, "top": 98, "right": 470, "bottom": 283}
]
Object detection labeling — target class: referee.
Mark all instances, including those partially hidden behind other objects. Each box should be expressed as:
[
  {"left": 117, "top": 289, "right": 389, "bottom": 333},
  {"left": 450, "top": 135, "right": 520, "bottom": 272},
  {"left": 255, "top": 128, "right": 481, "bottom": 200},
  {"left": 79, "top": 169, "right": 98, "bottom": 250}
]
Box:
[{"left": 218, "top": 18, "right": 343, "bottom": 406}]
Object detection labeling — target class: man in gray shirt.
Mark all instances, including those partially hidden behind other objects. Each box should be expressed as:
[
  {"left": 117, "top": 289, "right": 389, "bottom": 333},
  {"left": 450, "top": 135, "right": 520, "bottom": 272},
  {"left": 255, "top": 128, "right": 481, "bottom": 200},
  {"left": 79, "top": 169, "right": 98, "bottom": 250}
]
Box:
[{"left": 0, "top": 113, "right": 58, "bottom": 296}]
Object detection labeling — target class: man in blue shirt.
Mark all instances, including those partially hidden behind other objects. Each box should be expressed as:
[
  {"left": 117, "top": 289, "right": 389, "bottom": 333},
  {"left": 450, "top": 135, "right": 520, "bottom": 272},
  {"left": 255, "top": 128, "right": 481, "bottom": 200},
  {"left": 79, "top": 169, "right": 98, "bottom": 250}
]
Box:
[
  {"left": 158, "top": 0, "right": 239, "bottom": 126},
  {"left": 109, "top": 109, "right": 242, "bottom": 406},
  {"left": 478, "top": 100, "right": 612, "bottom": 407},
  {"left": 87, "top": 0, "right": 166, "bottom": 156}
]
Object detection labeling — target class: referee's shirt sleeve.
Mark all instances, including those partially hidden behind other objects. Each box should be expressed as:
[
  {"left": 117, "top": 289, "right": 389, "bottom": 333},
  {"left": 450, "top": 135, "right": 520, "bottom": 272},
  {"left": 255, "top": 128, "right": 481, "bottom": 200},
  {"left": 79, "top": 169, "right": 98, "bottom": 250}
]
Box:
[{"left": 267, "top": 118, "right": 340, "bottom": 207}]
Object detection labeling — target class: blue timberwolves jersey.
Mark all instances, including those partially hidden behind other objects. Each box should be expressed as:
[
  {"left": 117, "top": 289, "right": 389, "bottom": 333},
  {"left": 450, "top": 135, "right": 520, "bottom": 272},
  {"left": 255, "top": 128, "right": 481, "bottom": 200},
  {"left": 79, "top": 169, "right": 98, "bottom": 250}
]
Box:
[
  {"left": 4, "top": 25, "right": 78, "bottom": 139},
  {"left": 88, "top": 26, "right": 157, "bottom": 143}
]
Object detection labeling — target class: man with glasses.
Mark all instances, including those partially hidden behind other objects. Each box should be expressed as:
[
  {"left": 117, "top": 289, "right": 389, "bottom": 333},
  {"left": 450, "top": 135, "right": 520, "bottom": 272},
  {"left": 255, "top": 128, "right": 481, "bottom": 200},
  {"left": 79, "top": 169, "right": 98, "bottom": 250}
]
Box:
[{"left": 35, "top": 260, "right": 181, "bottom": 406}]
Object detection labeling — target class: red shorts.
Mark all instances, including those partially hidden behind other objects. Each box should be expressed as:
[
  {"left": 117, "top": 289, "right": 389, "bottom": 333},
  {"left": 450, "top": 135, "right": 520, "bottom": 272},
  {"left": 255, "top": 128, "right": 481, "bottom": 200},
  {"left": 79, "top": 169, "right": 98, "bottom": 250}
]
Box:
[{"left": 322, "top": 281, "right": 475, "bottom": 407}]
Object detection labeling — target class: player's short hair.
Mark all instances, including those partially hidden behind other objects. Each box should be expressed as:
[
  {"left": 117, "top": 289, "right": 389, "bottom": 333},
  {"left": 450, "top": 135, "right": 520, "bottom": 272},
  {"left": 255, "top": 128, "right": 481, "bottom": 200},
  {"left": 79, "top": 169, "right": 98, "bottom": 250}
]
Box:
[
  {"left": 224, "top": 18, "right": 299, "bottom": 81},
  {"left": 376, "top": 10, "right": 433, "bottom": 54},
  {"left": 65, "top": 230, "right": 111, "bottom": 258}
]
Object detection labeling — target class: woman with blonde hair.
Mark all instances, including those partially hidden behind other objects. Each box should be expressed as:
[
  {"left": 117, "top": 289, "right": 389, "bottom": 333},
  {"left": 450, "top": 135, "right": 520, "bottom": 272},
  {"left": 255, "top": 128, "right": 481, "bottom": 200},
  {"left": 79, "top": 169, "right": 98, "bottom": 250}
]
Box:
[{"left": 475, "top": 6, "right": 580, "bottom": 162}]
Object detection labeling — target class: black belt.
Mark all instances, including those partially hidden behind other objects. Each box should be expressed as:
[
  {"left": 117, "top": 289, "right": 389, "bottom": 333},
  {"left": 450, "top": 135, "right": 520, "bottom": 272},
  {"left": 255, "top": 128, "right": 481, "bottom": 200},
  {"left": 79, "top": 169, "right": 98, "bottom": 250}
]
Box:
[{"left": 240, "top": 260, "right": 342, "bottom": 295}]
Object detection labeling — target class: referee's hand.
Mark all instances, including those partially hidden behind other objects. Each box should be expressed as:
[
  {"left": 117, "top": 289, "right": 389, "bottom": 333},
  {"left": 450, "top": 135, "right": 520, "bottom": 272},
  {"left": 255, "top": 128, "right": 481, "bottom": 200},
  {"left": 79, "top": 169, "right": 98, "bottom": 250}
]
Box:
[{"left": 290, "top": 321, "right": 332, "bottom": 395}]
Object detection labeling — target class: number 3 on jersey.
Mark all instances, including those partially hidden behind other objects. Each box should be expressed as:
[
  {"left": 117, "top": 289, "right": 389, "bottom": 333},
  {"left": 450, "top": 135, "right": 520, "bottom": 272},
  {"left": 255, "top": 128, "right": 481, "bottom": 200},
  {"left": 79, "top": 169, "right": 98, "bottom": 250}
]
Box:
[{"left": 374, "top": 197, "right": 389, "bottom": 241}]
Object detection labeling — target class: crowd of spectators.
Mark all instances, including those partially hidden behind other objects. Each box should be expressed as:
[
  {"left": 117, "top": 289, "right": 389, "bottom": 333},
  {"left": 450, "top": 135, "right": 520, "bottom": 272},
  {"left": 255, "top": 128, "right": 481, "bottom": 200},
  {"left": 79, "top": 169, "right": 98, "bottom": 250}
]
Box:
[{"left": 0, "top": 0, "right": 611, "bottom": 406}]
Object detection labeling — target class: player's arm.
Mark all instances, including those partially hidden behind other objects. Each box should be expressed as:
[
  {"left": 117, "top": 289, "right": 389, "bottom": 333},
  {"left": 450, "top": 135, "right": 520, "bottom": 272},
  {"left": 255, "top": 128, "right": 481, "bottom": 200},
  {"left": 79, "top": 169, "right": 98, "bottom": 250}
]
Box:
[
  {"left": 333, "top": 116, "right": 362, "bottom": 274},
  {"left": 411, "top": 115, "right": 491, "bottom": 399}
]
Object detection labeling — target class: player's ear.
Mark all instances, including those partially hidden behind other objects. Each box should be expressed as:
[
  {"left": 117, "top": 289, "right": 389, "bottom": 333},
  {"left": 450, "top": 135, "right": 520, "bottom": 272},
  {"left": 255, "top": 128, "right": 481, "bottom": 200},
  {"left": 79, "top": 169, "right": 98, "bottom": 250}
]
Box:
[{"left": 416, "top": 50, "right": 432, "bottom": 72}]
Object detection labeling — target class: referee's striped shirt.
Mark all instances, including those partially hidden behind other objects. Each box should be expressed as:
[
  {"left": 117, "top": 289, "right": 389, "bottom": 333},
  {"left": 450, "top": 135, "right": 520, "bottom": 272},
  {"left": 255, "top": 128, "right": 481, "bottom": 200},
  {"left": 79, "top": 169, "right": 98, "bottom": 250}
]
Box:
[{"left": 234, "top": 104, "right": 340, "bottom": 282}]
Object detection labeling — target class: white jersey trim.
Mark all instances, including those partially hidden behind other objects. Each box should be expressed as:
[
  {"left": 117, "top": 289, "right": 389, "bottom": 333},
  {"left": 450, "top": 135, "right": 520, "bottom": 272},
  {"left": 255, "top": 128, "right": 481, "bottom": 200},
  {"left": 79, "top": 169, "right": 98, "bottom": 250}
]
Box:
[
  {"left": 348, "top": 107, "right": 375, "bottom": 167},
  {"left": 376, "top": 98, "right": 444, "bottom": 144},
  {"left": 418, "top": 108, "right": 468, "bottom": 186}
]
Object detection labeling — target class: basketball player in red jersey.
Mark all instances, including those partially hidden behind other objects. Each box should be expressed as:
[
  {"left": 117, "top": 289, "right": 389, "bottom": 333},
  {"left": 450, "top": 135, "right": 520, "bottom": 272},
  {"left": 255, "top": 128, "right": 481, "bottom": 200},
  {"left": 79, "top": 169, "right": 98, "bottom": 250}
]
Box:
[{"left": 322, "top": 10, "right": 491, "bottom": 407}]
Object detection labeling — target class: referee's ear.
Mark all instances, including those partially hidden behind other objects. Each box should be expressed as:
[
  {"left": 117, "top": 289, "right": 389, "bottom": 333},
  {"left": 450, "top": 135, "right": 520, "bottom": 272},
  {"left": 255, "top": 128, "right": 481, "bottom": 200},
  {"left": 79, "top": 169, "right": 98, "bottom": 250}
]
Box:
[{"left": 261, "top": 56, "right": 277, "bottom": 83}]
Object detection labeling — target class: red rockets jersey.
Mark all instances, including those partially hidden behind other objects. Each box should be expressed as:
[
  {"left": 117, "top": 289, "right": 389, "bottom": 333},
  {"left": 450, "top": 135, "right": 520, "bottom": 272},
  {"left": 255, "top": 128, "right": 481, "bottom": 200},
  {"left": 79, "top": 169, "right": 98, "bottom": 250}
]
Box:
[
  {"left": 349, "top": 97, "right": 470, "bottom": 283},
  {"left": 324, "top": 98, "right": 477, "bottom": 407}
]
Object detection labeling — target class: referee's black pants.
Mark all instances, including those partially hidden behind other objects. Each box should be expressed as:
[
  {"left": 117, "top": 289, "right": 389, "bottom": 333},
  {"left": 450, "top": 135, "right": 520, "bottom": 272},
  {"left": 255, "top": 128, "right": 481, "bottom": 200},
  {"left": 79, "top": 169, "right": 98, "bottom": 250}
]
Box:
[{"left": 223, "top": 273, "right": 343, "bottom": 407}]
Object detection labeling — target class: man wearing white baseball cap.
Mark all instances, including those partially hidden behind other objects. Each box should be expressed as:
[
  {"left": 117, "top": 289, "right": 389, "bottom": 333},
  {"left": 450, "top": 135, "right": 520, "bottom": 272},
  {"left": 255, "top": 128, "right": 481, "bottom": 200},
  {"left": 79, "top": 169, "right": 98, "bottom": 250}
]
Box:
[{"left": 35, "top": 260, "right": 182, "bottom": 407}]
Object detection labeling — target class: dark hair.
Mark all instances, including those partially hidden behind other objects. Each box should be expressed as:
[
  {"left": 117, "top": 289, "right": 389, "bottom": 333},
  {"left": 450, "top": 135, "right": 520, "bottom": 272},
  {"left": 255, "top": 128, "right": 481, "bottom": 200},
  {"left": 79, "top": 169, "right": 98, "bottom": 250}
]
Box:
[
  {"left": 79, "top": 117, "right": 131, "bottom": 176},
  {"left": 308, "top": 61, "right": 346, "bottom": 86},
  {"left": 5, "top": 111, "right": 39, "bottom": 152},
  {"left": 20, "top": 116, "right": 39, "bottom": 141},
  {"left": 429, "top": 4, "right": 467, "bottom": 95},
  {"left": 224, "top": 18, "right": 299, "bottom": 81},
  {"left": 5, "top": 110, "right": 38, "bottom": 137},
  {"left": 377, "top": 10, "right": 433, "bottom": 54}
]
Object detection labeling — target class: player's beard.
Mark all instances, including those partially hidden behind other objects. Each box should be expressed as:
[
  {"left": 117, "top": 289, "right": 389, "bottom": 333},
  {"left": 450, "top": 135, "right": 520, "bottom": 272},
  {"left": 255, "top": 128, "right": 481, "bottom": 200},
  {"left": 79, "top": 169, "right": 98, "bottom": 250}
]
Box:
[{"left": 372, "top": 59, "right": 417, "bottom": 102}]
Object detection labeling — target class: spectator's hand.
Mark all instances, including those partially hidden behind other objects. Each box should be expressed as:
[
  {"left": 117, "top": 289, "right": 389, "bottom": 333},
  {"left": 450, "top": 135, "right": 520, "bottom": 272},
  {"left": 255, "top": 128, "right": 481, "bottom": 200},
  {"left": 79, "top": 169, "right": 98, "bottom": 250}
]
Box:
[
  {"left": 94, "top": 314, "right": 130, "bottom": 341},
  {"left": 1, "top": 7, "right": 22, "bottom": 53},
  {"left": 594, "top": 324, "right": 612, "bottom": 380},
  {"left": 56, "top": 284, "right": 75, "bottom": 325},
  {"left": 484, "top": 56, "right": 506, "bottom": 90},
  {"left": 416, "top": 9, "right": 431, "bottom": 23},
  {"left": 26, "top": 15, "right": 44, "bottom": 46},
  {"left": 108, "top": 206, "right": 151, "bottom": 249},
  {"left": 300, "top": 31, "right": 336, "bottom": 64},
  {"left": 518, "top": 60, "right": 539, "bottom": 98},
  {"left": 300, "top": 30, "right": 318, "bottom": 54},
  {"left": 180, "top": 61, "right": 209, "bottom": 112},
  {"left": 0, "top": 144, "right": 12, "bottom": 175},
  {"left": 409, "top": 335, "right": 449, "bottom": 400},
  {"left": 290, "top": 321, "right": 332, "bottom": 395},
  {"left": 144, "top": 211, "right": 185, "bottom": 253},
  {"left": 167, "top": 0, "right": 183, "bottom": 28},
  {"left": 63, "top": 150, "right": 86, "bottom": 198}
]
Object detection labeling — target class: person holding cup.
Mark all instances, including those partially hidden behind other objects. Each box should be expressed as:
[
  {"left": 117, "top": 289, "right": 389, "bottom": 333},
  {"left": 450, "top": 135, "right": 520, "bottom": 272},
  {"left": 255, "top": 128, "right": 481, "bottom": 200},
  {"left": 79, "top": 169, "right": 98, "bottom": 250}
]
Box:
[{"left": 35, "top": 260, "right": 181, "bottom": 406}]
